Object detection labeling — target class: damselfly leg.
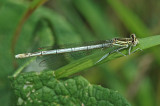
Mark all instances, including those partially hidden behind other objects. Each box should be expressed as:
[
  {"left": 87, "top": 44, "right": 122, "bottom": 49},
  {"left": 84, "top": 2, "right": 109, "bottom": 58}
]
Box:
[{"left": 95, "top": 46, "right": 128, "bottom": 64}]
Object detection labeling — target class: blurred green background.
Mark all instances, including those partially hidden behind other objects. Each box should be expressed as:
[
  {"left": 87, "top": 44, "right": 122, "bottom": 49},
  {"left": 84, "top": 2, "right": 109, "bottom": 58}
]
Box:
[{"left": 0, "top": 0, "right": 160, "bottom": 106}]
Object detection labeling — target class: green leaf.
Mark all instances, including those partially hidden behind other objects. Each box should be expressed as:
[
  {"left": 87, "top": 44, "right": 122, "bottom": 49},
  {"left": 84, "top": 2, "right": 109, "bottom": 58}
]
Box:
[
  {"left": 9, "top": 71, "right": 130, "bottom": 106},
  {"left": 55, "top": 35, "right": 160, "bottom": 78}
]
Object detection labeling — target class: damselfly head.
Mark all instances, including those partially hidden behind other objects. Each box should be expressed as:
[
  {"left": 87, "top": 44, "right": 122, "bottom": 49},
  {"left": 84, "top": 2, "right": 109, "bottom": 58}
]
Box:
[{"left": 130, "top": 34, "right": 139, "bottom": 46}]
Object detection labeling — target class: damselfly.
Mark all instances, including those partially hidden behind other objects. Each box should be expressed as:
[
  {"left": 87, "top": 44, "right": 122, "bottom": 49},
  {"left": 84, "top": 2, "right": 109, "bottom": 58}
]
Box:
[{"left": 15, "top": 34, "right": 140, "bottom": 63}]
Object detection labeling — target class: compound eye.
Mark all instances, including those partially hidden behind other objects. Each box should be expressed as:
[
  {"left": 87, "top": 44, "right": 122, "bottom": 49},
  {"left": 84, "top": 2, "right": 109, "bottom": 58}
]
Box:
[
  {"left": 131, "top": 34, "right": 135, "bottom": 39},
  {"left": 130, "top": 34, "right": 136, "bottom": 45}
]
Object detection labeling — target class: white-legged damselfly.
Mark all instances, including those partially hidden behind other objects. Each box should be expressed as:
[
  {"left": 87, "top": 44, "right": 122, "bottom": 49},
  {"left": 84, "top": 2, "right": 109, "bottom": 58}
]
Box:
[{"left": 15, "top": 34, "right": 140, "bottom": 64}]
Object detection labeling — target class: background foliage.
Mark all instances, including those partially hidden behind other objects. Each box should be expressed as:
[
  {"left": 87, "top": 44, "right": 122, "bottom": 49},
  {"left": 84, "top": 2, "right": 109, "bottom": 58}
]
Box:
[{"left": 0, "top": 0, "right": 160, "bottom": 105}]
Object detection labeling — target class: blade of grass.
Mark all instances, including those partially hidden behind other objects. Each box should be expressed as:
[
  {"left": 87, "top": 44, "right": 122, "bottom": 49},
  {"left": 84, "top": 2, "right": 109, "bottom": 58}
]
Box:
[
  {"left": 106, "top": 0, "right": 150, "bottom": 37},
  {"left": 11, "top": 0, "right": 47, "bottom": 55},
  {"left": 54, "top": 1, "right": 95, "bottom": 41},
  {"left": 73, "top": 0, "right": 116, "bottom": 39},
  {"left": 55, "top": 35, "right": 160, "bottom": 78},
  {"left": 12, "top": 57, "right": 36, "bottom": 77}
]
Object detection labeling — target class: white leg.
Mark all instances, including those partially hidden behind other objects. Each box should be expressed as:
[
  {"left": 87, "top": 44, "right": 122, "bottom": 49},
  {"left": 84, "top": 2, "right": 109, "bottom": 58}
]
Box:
[
  {"left": 117, "top": 51, "right": 126, "bottom": 56},
  {"left": 128, "top": 46, "right": 131, "bottom": 55},
  {"left": 95, "top": 46, "right": 128, "bottom": 64},
  {"left": 95, "top": 53, "right": 109, "bottom": 64},
  {"left": 131, "top": 48, "right": 142, "bottom": 54}
]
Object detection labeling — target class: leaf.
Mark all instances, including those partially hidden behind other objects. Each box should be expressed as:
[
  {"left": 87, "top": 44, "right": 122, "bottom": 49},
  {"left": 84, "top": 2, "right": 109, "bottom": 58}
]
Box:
[
  {"left": 55, "top": 35, "right": 160, "bottom": 78},
  {"left": 9, "top": 71, "right": 130, "bottom": 106}
]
